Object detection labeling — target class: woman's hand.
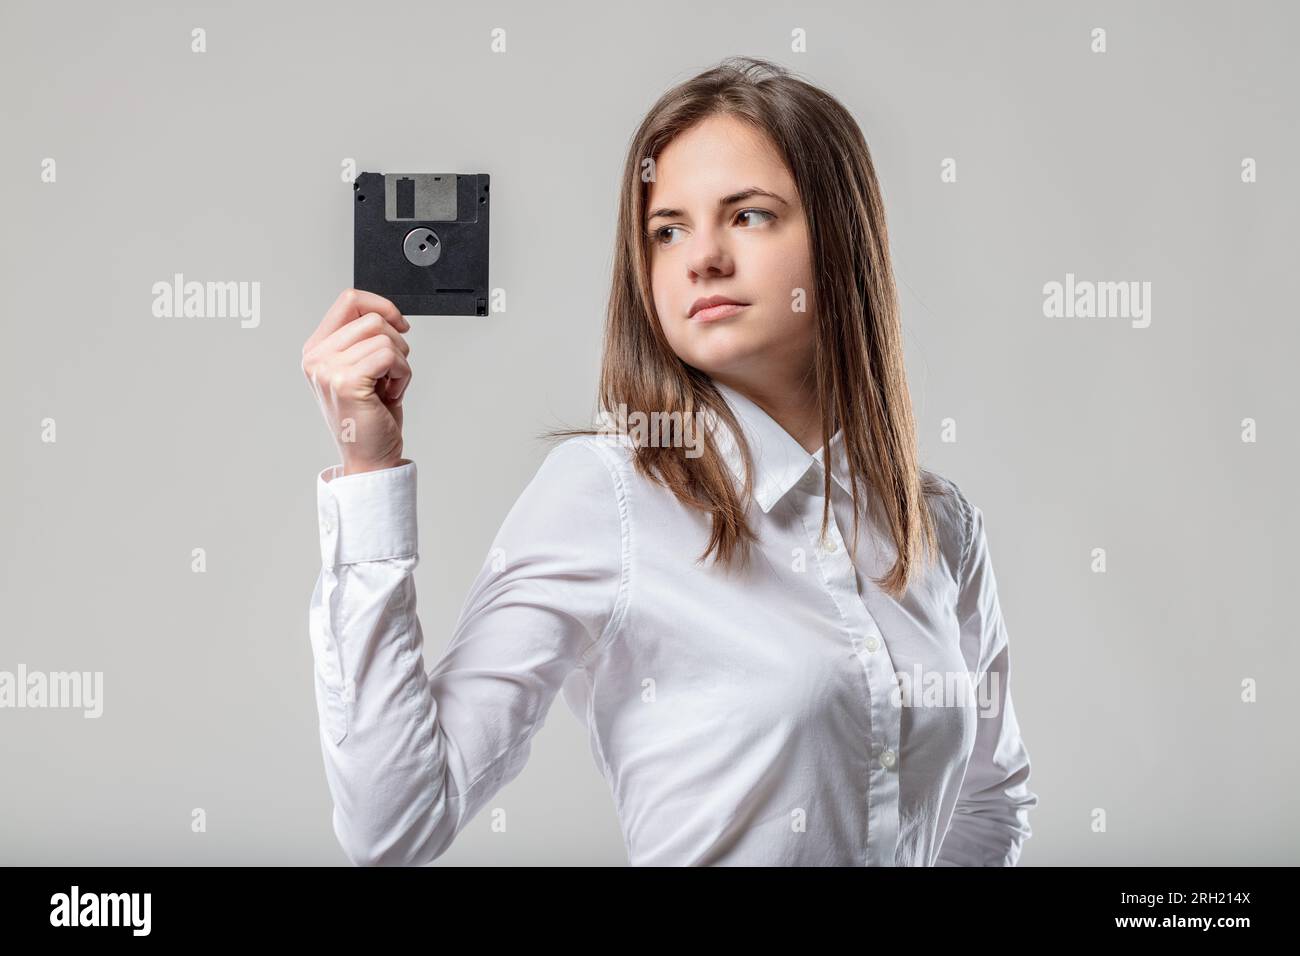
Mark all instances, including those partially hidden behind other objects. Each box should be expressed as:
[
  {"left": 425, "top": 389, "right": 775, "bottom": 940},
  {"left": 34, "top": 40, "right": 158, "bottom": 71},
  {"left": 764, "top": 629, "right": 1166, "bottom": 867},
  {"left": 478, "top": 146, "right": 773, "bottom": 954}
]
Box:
[{"left": 302, "top": 288, "right": 413, "bottom": 475}]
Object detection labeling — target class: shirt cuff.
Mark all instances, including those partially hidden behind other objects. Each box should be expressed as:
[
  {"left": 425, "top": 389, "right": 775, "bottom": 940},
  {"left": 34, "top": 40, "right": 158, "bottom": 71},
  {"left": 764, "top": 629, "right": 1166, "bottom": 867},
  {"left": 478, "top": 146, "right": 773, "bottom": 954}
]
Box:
[{"left": 316, "top": 460, "right": 418, "bottom": 566}]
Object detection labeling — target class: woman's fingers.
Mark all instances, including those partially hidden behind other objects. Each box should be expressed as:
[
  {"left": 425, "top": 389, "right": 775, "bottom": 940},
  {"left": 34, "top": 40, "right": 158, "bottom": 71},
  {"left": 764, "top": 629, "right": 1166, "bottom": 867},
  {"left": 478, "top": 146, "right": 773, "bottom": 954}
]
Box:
[
  {"left": 302, "top": 288, "right": 408, "bottom": 356},
  {"left": 348, "top": 340, "right": 412, "bottom": 401},
  {"left": 313, "top": 310, "right": 411, "bottom": 361}
]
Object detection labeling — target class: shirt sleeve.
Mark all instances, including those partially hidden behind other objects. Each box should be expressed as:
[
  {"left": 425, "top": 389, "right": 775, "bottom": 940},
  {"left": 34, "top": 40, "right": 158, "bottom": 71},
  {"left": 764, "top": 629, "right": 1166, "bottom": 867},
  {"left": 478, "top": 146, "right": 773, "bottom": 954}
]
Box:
[
  {"left": 935, "top": 493, "right": 1039, "bottom": 867},
  {"left": 306, "top": 438, "right": 627, "bottom": 866}
]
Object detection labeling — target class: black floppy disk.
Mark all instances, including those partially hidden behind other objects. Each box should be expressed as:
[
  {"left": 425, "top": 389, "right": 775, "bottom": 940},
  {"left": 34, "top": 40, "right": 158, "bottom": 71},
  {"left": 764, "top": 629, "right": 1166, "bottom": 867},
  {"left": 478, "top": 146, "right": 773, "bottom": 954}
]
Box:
[{"left": 353, "top": 172, "right": 490, "bottom": 316}]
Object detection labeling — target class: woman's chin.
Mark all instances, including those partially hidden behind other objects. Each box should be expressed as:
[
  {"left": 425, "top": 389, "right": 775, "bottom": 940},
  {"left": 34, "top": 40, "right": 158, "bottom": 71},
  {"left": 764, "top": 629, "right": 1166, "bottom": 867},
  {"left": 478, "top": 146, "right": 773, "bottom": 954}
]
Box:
[{"left": 678, "top": 344, "right": 766, "bottom": 378}]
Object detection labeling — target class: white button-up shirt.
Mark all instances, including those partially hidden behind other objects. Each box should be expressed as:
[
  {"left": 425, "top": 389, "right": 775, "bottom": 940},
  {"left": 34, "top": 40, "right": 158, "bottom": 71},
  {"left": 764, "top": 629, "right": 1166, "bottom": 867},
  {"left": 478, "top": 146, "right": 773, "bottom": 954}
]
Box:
[{"left": 308, "top": 380, "right": 1038, "bottom": 866}]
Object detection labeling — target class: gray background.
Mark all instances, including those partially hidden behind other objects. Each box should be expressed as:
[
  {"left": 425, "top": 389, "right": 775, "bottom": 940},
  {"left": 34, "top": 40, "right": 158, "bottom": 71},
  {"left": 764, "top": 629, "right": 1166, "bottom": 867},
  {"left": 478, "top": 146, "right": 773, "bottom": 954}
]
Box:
[{"left": 1, "top": 0, "right": 1296, "bottom": 865}]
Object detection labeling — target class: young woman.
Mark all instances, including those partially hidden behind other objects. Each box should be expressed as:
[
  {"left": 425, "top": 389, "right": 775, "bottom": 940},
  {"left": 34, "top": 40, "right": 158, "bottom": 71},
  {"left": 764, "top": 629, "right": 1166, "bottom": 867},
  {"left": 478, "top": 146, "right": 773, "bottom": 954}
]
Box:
[{"left": 300, "top": 56, "right": 1037, "bottom": 866}]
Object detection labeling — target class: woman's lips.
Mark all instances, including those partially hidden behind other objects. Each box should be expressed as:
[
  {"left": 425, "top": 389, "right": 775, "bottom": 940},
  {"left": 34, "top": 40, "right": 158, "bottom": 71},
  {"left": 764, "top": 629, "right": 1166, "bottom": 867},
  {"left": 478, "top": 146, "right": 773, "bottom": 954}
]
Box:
[{"left": 691, "top": 302, "right": 748, "bottom": 322}]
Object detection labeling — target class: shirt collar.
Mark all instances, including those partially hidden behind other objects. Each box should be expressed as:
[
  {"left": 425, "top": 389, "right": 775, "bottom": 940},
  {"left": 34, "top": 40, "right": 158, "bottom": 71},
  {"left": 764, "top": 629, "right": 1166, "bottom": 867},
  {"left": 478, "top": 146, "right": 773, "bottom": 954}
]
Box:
[{"left": 708, "top": 379, "right": 854, "bottom": 513}]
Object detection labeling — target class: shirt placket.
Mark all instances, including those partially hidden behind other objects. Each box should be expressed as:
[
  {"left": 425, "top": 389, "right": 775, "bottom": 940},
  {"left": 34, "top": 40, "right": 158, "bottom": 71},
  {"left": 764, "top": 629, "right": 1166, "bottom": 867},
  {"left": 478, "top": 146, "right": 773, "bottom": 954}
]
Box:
[{"left": 794, "top": 466, "right": 902, "bottom": 866}]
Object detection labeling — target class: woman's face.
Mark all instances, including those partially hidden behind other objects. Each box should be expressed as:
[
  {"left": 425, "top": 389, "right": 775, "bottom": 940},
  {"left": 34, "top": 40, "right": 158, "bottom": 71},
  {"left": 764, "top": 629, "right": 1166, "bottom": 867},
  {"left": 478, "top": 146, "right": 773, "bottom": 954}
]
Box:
[{"left": 645, "top": 114, "right": 817, "bottom": 393}]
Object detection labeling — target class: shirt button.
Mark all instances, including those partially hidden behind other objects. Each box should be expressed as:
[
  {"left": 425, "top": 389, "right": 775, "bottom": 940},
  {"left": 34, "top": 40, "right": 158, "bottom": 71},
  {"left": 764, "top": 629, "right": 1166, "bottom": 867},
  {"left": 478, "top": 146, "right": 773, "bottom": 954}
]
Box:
[
  {"left": 321, "top": 517, "right": 334, "bottom": 534},
  {"left": 821, "top": 536, "right": 839, "bottom": 554},
  {"left": 864, "top": 636, "right": 879, "bottom": 652},
  {"left": 879, "top": 749, "right": 896, "bottom": 769}
]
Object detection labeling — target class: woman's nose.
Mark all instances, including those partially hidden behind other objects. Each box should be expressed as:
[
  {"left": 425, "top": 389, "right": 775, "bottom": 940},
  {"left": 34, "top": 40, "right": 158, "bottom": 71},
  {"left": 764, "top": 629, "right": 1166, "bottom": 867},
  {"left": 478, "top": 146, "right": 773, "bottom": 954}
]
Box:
[{"left": 687, "top": 232, "right": 734, "bottom": 278}]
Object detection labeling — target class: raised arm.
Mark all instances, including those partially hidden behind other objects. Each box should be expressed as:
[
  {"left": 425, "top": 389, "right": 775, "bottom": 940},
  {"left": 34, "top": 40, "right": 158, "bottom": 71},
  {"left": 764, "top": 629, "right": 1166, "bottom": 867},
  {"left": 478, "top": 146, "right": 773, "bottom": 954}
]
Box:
[{"left": 307, "top": 438, "right": 626, "bottom": 865}]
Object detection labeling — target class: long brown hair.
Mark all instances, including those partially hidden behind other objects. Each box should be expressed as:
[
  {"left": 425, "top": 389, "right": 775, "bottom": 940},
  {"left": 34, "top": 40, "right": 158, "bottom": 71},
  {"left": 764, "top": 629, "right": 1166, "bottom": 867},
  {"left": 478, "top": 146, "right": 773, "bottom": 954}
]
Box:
[{"left": 545, "top": 55, "right": 943, "bottom": 599}]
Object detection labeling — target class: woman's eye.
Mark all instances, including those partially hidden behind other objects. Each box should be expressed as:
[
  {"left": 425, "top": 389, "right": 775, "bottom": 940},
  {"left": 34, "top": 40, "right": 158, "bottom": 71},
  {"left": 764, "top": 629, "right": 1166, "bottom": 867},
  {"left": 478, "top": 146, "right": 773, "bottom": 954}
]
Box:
[
  {"left": 735, "top": 209, "right": 775, "bottom": 227},
  {"left": 649, "top": 210, "right": 773, "bottom": 247}
]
